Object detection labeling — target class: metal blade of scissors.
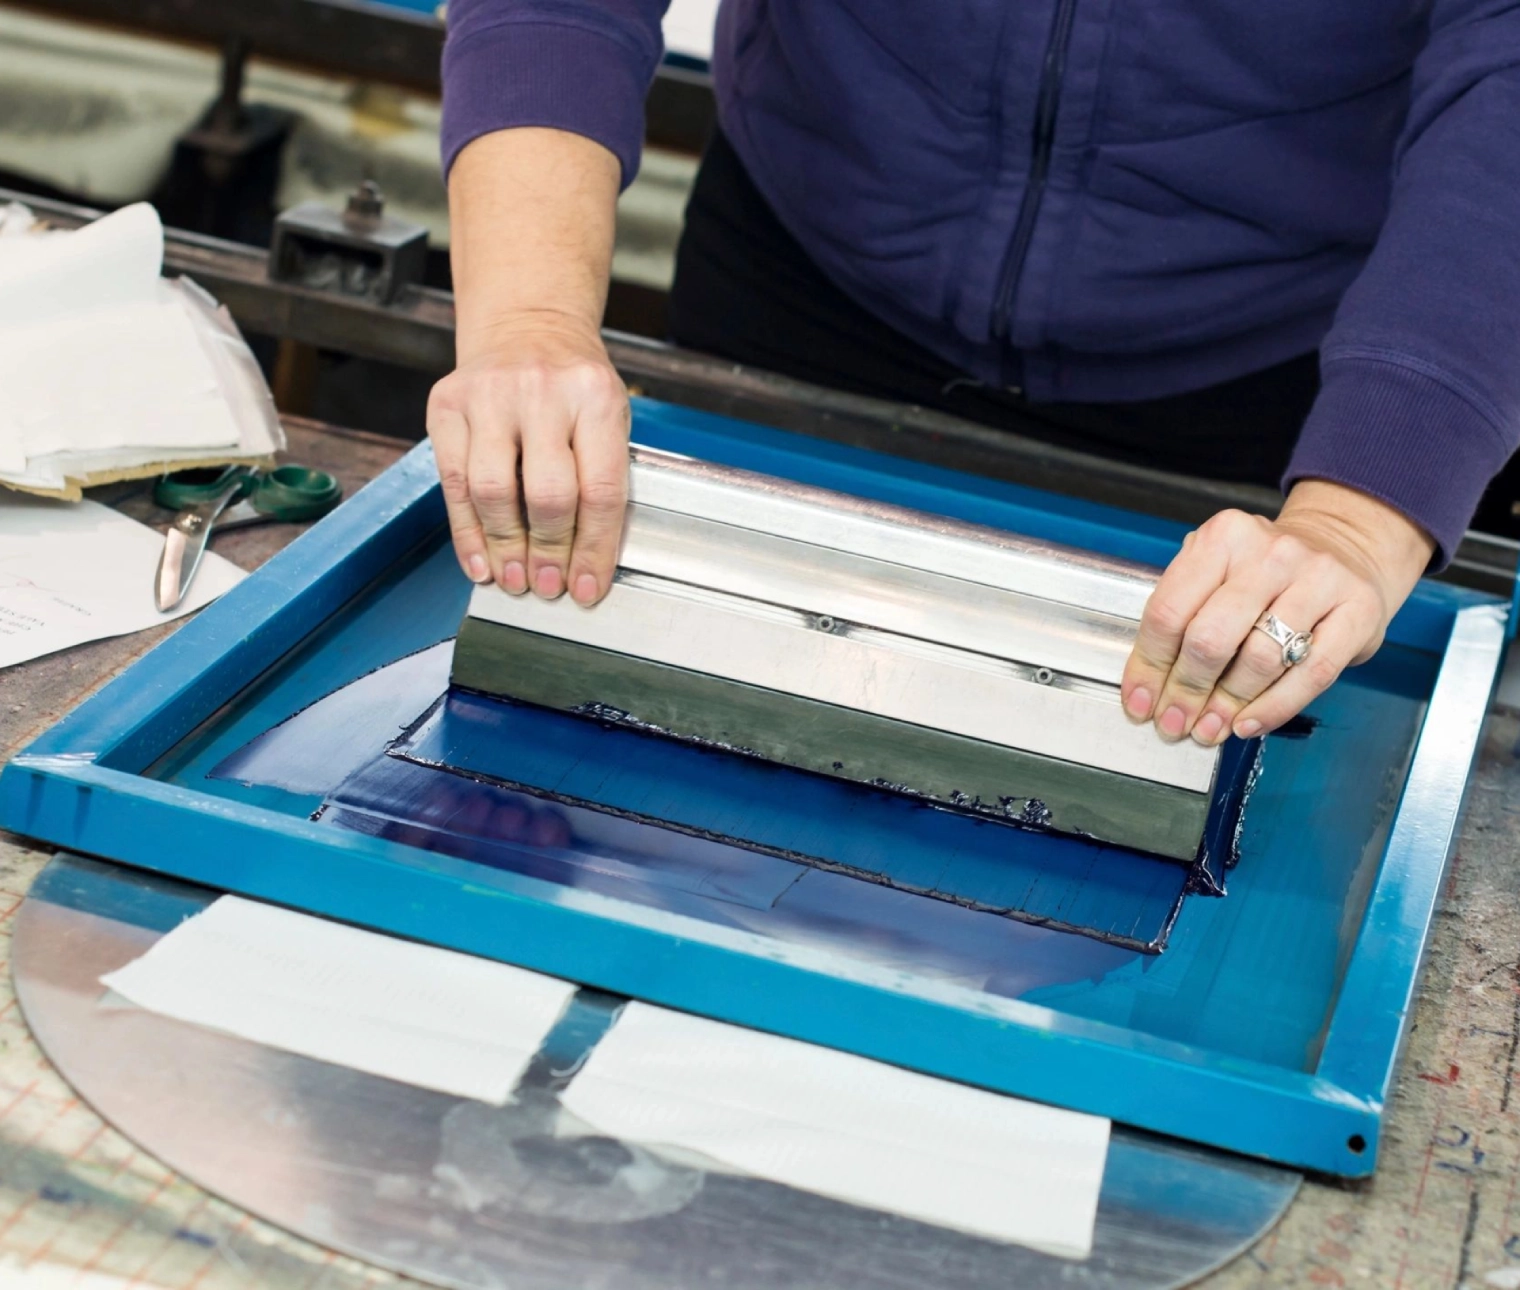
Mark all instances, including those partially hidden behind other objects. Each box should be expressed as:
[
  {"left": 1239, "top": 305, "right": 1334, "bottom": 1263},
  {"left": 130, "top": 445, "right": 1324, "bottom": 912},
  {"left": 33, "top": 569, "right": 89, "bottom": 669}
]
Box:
[
  {"left": 155, "top": 477, "right": 248, "bottom": 611},
  {"left": 209, "top": 499, "right": 266, "bottom": 533}
]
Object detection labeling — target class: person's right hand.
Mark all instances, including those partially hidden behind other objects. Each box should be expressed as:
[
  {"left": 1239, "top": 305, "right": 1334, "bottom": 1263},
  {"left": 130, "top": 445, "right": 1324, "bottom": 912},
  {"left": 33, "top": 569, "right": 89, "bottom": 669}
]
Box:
[{"left": 427, "top": 313, "right": 631, "bottom": 606}]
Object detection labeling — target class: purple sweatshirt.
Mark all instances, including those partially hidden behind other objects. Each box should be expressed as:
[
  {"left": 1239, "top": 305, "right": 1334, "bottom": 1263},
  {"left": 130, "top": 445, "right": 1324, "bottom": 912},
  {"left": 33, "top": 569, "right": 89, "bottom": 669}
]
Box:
[{"left": 441, "top": 0, "right": 1520, "bottom": 563}]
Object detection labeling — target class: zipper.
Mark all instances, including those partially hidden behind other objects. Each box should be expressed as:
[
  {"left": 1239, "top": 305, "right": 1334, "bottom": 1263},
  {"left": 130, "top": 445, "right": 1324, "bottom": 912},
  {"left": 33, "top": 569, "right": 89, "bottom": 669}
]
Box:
[{"left": 990, "top": 0, "right": 1080, "bottom": 341}]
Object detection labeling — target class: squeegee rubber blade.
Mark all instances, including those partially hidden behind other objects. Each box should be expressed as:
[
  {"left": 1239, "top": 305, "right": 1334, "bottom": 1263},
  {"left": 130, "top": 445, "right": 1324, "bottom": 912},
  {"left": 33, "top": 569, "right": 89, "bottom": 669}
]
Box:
[{"left": 451, "top": 617, "right": 1210, "bottom": 862}]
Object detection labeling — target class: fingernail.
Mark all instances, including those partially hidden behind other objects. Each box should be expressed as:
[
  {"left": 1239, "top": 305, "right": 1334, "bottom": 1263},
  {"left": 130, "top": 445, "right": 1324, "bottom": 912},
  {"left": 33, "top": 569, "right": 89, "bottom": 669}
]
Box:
[
  {"left": 502, "top": 561, "right": 527, "bottom": 594},
  {"left": 1158, "top": 705, "right": 1186, "bottom": 739},
  {"left": 1193, "top": 712, "right": 1224, "bottom": 746},
  {"left": 572, "top": 573, "right": 599, "bottom": 606},
  {"left": 466, "top": 553, "right": 489, "bottom": 583},
  {"left": 1235, "top": 718, "right": 1263, "bottom": 739},
  {"left": 535, "top": 565, "right": 563, "bottom": 599},
  {"left": 1125, "top": 687, "right": 1153, "bottom": 720}
]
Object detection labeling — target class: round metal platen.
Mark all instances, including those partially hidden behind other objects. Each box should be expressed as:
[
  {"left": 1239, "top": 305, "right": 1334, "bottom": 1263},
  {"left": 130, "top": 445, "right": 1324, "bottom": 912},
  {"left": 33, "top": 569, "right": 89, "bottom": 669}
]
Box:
[{"left": 13, "top": 853, "right": 1299, "bottom": 1290}]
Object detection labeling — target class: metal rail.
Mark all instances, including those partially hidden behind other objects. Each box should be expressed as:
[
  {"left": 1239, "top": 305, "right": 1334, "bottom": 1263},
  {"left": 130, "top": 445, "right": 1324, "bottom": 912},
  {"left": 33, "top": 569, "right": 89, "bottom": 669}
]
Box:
[
  {"left": 7, "top": 184, "right": 1515, "bottom": 597},
  {"left": 3, "top": 0, "right": 716, "bottom": 153}
]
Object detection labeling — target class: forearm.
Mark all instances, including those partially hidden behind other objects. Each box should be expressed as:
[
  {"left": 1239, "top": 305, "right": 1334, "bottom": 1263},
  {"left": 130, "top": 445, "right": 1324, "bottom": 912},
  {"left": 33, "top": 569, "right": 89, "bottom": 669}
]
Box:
[
  {"left": 1283, "top": 0, "right": 1520, "bottom": 564},
  {"left": 448, "top": 126, "right": 621, "bottom": 362},
  {"left": 431, "top": 125, "right": 630, "bottom": 604}
]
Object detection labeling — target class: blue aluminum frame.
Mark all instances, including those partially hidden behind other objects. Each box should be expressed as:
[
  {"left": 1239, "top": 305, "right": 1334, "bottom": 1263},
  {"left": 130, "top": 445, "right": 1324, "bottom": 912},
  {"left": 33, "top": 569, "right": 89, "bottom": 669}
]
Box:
[{"left": 0, "top": 399, "right": 1505, "bottom": 1178}]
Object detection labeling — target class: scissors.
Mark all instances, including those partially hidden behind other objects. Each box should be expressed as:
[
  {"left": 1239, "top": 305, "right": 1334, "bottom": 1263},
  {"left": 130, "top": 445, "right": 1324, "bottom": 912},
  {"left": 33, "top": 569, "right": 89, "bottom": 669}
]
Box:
[{"left": 153, "top": 464, "right": 342, "bottom": 611}]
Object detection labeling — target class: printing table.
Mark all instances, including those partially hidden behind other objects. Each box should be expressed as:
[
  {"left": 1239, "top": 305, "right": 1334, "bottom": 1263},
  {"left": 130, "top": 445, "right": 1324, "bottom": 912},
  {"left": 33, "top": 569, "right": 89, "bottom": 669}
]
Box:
[{"left": 0, "top": 417, "right": 1518, "bottom": 1289}]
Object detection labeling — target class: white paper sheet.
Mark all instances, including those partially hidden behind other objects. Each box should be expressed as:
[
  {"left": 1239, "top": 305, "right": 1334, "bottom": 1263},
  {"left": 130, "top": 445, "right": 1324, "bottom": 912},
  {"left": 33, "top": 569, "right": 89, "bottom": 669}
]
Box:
[
  {"left": 562, "top": 1002, "right": 1110, "bottom": 1259},
  {"left": 101, "top": 896, "right": 579, "bottom": 1105},
  {"left": 663, "top": 0, "right": 718, "bottom": 59},
  {"left": 0, "top": 201, "right": 161, "bottom": 330},
  {"left": 0, "top": 494, "right": 243, "bottom": 669}
]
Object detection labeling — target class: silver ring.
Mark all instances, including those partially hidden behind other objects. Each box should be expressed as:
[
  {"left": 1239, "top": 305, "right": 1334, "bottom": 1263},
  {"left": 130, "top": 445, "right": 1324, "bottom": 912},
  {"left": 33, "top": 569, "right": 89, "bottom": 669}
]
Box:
[{"left": 1254, "top": 613, "right": 1312, "bottom": 667}]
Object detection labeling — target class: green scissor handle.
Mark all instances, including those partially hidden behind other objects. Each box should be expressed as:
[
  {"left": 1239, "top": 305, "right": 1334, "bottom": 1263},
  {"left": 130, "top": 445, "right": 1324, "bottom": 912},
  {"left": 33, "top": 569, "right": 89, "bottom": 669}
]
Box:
[
  {"left": 251, "top": 465, "right": 343, "bottom": 522},
  {"left": 153, "top": 465, "right": 255, "bottom": 511},
  {"left": 154, "top": 464, "right": 342, "bottom": 523}
]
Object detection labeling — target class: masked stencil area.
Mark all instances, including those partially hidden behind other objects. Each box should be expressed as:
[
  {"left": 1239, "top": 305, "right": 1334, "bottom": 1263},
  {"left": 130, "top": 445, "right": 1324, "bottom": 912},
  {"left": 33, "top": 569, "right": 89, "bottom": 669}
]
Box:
[{"left": 212, "top": 643, "right": 1204, "bottom": 953}]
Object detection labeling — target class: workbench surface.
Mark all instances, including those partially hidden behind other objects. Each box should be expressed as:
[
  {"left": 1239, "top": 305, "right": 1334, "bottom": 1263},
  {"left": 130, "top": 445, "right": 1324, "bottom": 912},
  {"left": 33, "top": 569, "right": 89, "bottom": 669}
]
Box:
[{"left": 2, "top": 420, "right": 1518, "bottom": 1290}]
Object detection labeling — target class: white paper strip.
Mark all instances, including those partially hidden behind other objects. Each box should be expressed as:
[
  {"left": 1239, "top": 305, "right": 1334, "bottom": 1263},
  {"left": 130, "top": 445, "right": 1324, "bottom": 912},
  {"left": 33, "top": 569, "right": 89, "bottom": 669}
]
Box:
[
  {"left": 102, "top": 897, "right": 578, "bottom": 1105},
  {"left": 561, "top": 1002, "right": 1110, "bottom": 1259}
]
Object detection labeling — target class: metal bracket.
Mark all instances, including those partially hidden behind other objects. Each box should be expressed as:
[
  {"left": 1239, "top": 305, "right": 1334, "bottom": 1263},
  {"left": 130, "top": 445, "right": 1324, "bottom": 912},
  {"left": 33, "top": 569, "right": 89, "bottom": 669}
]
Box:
[{"left": 270, "top": 181, "right": 429, "bottom": 306}]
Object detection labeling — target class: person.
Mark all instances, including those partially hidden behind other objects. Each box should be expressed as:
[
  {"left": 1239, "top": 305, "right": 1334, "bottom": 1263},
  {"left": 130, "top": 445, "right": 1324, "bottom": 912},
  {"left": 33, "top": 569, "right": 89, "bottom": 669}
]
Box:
[{"left": 428, "top": 0, "right": 1519, "bottom": 747}]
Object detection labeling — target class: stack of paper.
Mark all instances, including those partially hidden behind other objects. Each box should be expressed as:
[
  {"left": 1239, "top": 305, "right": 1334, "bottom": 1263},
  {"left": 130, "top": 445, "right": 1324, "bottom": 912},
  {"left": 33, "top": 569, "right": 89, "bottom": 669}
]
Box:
[{"left": 0, "top": 201, "right": 283, "bottom": 498}]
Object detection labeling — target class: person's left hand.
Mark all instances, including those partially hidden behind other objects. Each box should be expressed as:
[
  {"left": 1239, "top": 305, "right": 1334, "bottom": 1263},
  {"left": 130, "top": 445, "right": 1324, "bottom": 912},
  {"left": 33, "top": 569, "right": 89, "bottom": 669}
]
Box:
[{"left": 1121, "top": 480, "right": 1435, "bottom": 745}]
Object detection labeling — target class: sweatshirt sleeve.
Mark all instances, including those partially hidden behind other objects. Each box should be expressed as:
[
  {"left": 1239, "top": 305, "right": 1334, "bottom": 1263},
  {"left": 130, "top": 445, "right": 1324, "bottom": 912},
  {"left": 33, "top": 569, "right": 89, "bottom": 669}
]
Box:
[
  {"left": 1283, "top": 0, "right": 1520, "bottom": 565},
  {"left": 440, "top": 0, "right": 669, "bottom": 189}
]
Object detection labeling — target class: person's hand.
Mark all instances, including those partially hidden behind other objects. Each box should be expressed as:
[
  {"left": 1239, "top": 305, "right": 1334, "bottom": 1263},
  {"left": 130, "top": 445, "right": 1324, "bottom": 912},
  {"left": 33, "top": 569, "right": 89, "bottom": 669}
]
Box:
[
  {"left": 1120, "top": 480, "right": 1435, "bottom": 744},
  {"left": 426, "top": 312, "right": 630, "bottom": 605}
]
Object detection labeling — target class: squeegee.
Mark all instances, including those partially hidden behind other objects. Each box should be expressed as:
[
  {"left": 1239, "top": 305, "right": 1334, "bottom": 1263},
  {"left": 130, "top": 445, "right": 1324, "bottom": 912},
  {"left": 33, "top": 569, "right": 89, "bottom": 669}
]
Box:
[{"left": 451, "top": 447, "right": 1221, "bottom": 861}]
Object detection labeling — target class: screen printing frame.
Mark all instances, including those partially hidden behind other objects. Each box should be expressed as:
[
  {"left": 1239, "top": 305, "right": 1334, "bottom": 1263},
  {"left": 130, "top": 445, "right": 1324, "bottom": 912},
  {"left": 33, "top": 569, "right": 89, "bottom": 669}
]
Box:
[{"left": 0, "top": 400, "right": 1506, "bottom": 1179}]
